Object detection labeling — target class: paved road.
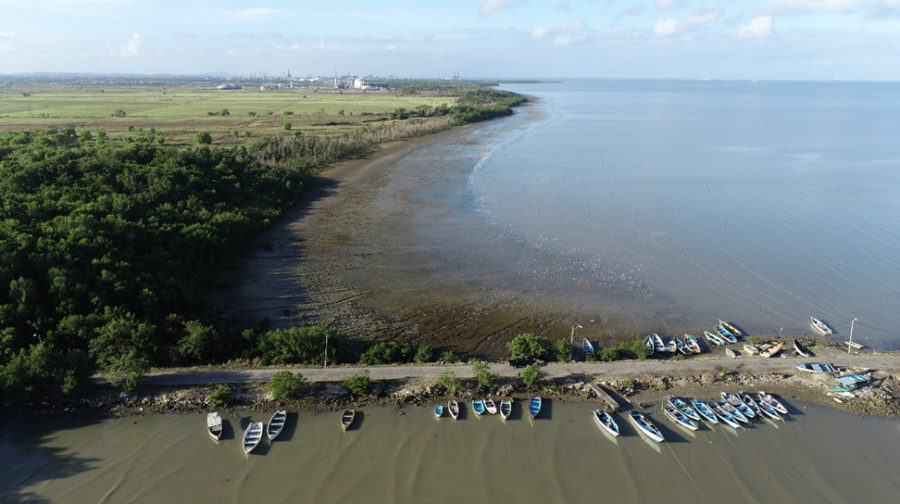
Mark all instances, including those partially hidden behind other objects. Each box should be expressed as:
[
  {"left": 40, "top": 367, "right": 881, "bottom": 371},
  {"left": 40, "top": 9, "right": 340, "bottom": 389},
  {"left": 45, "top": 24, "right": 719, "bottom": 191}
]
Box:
[{"left": 135, "top": 351, "right": 900, "bottom": 387}]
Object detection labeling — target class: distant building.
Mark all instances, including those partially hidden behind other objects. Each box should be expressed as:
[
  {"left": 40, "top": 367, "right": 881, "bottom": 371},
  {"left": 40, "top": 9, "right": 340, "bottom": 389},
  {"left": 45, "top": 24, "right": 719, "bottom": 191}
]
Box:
[
  {"left": 216, "top": 83, "right": 242, "bottom": 90},
  {"left": 352, "top": 77, "right": 388, "bottom": 90}
]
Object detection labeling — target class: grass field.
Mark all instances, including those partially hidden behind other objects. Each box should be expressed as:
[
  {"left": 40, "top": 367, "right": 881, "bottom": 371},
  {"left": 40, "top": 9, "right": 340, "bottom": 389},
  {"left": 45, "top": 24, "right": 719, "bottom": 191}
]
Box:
[{"left": 0, "top": 85, "right": 460, "bottom": 146}]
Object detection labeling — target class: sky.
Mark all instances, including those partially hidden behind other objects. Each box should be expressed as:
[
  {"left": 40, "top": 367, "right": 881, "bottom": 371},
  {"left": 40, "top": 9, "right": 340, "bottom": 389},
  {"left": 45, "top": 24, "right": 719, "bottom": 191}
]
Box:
[{"left": 2, "top": 0, "right": 900, "bottom": 80}]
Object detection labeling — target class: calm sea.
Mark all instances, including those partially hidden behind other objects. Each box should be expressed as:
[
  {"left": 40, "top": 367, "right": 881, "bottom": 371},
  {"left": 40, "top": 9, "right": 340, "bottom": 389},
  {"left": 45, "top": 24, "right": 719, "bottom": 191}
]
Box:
[
  {"left": 463, "top": 80, "right": 900, "bottom": 348},
  {"left": 3, "top": 402, "right": 899, "bottom": 503}
]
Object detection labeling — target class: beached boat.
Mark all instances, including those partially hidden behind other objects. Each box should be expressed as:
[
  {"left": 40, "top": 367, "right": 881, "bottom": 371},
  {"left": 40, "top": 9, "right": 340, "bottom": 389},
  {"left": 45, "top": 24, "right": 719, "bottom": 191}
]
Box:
[
  {"left": 793, "top": 339, "right": 810, "bottom": 357},
  {"left": 583, "top": 338, "right": 595, "bottom": 355},
  {"left": 528, "top": 396, "right": 542, "bottom": 419},
  {"left": 667, "top": 396, "right": 700, "bottom": 422},
  {"left": 704, "top": 330, "right": 725, "bottom": 346},
  {"left": 691, "top": 399, "right": 719, "bottom": 424},
  {"left": 684, "top": 334, "right": 702, "bottom": 353},
  {"left": 709, "top": 402, "right": 741, "bottom": 428},
  {"left": 760, "top": 341, "right": 783, "bottom": 358},
  {"left": 434, "top": 405, "right": 443, "bottom": 418},
  {"left": 721, "top": 392, "right": 755, "bottom": 419},
  {"left": 653, "top": 333, "right": 666, "bottom": 353},
  {"left": 644, "top": 335, "right": 655, "bottom": 357},
  {"left": 472, "top": 399, "right": 486, "bottom": 416},
  {"left": 725, "top": 347, "right": 737, "bottom": 359},
  {"left": 341, "top": 409, "right": 356, "bottom": 430},
  {"left": 628, "top": 411, "right": 664, "bottom": 443},
  {"left": 757, "top": 392, "right": 789, "bottom": 415},
  {"left": 810, "top": 316, "right": 832, "bottom": 335},
  {"left": 743, "top": 344, "right": 760, "bottom": 355},
  {"left": 665, "top": 337, "right": 677, "bottom": 353},
  {"left": 836, "top": 374, "right": 870, "bottom": 387},
  {"left": 267, "top": 410, "right": 287, "bottom": 441},
  {"left": 500, "top": 400, "right": 512, "bottom": 420},
  {"left": 738, "top": 391, "right": 761, "bottom": 417},
  {"left": 242, "top": 421, "right": 263, "bottom": 454},
  {"left": 717, "top": 400, "right": 748, "bottom": 424},
  {"left": 484, "top": 398, "right": 498, "bottom": 415},
  {"left": 755, "top": 398, "right": 782, "bottom": 421},
  {"left": 207, "top": 412, "right": 223, "bottom": 441},
  {"left": 664, "top": 406, "right": 699, "bottom": 431},
  {"left": 448, "top": 400, "right": 459, "bottom": 420},
  {"left": 718, "top": 320, "right": 745, "bottom": 341},
  {"left": 833, "top": 383, "right": 858, "bottom": 392},
  {"left": 593, "top": 409, "right": 620, "bottom": 437},
  {"left": 796, "top": 362, "right": 837, "bottom": 373},
  {"left": 675, "top": 337, "right": 691, "bottom": 355}
]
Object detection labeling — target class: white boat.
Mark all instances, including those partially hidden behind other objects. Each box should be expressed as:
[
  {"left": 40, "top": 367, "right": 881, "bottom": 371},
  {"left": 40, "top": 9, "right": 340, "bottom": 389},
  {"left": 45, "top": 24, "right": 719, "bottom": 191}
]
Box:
[
  {"left": 709, "top": 402, "right": 741, "bottom": 428},
  {"left": 755, "top": 398, "right": 783, "bottom": 421},
  {"left": 675, "top": 337, "right": 690, "bottom": 355},
  {"left": 743, "top": 344, "right": 760, "bottom": 355},
  {"left": 721, "top": 392, "right": 755, "bottom": 419},
  {"left": 341, "top": 410, "right": 356, "bottom": 430},
  {"left": 593, "top": 409, "right": 620, "bottom": 437},
  {"left": 684, "top": 334, "right": 702, "bottom": 354},
  {"left": 667, "top": 396, "right": 700, "bottom": 422},
  {"left": 628, "top": 411, "right": 664, "bottom": 443},
  {"left": 717, "top": 400, "right": 748, "bottom": 424},
  {"left": 484, "top": 398, "right": 498, "bottom": 415},
  {"left": 796, "top": 362, "right": 836, "bottom": 373},
  {"left": 810, "top": 316, "right": 832, "bottom": 335},
  {"left": 704, "top": 330, "right": 725, "bottom": 346},
  {"left": 664, "top": 406, "right": 699, "bottom": 431},
  {"left": 757, "top": 392, "right": 789, "bottom": 415},
  {"left": 793, "top": 339, "right": 810, "bottom": 357},
  {"left": 499, "top": 400, "right": 512, "bottom": 421},
  {"left": 691, "top": 399, "right": 719, "bottom": 424},
  {"left": 644, "top": 335, "right": 655, "bottom": 357},
  {"left": 652, "top": 333, "right": 666, "bottom": 353},
  {"left": 665, "top": 338, "right": 677, "bottom": 353},
  {"left": 207, "top": 412, "right": 223, "bottom": 441},
  {"left": 242, "top": 421, "right": 263, "bottom": 454},
  {"left": 267, "top": 410, "right": 287, "bottom": 441},
  {"left": 725, "top": 347, "right": 737, "bottom": 359},
  {"left": 760, "top": 341, "right": 783, "bottom": 358},
  {"left": 738, "top": 391, "right": 761, "bottom": 417},
  {"left": 448, "top": 400, "right": 459, "bottom": 420}
]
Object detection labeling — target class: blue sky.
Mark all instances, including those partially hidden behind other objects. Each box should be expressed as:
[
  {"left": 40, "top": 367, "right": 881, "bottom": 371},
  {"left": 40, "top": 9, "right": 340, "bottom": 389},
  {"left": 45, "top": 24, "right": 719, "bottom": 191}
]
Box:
[{"left": 2, "top": 0, "right": 900, "bottom": 80}]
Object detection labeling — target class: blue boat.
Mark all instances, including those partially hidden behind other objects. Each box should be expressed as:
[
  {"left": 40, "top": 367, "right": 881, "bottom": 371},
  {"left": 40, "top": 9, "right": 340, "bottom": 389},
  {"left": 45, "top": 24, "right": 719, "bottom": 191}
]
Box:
[
  {"left": 593, "top": 409, "right": 619, "bottom": 437},
  {"left": 691, "top": 398, "right": 719, "bottom": 424},
  {"left": 628, "top": 411, "right": 664, "bottom": 443},
  {"left": 434, "top": 405, "right": 443, "bottom": 418},
  {"left": 716, "top": 320, "right": 738, "bottom": 343},
  {"left": 583, "top": 338, "right": 596, "bottom": 355},
  {"left": 755, "top": 399, "right": 782, "bottom": 421},
  {"left": 667, "top": 396, "right": 700, "bottom": 422},
  {"left": 528, "top": 396, "right": 542, "bottom": 419},
  {"left": 472, "top": 399, "right": 486, "bottom": 416},
  {"left": 721, "top": 392, "right": 756, "bottom": 419},
  {"left": 664, "top": 406, "right": 698, "bottom": 431},
  {"left": 709, "top": 402, "right": 741, "bottom": 428},
  {"left": 716, "top": 400, "right": 748, "bottom": 424}
]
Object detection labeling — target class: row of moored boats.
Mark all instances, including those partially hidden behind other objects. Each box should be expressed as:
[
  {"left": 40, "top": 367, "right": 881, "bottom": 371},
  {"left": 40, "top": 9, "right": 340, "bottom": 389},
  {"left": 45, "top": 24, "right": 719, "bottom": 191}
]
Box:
[
  {"left": 592, "top": 391, "right": 790, "bottom": 444},
  {"left": 435, "top": 396, "right": 542, "bottom": 420},
  {"left": 207, "top": 408, "right": 358, "bottom": 454}
]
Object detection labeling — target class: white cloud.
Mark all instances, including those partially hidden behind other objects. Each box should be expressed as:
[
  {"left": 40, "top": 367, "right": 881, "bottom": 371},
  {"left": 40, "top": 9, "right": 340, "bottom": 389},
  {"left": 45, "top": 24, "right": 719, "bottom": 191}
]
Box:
[
  {"left": 119, "top": 33, "right": 140, "bottom": 57},
  {"left": 480, "top": 0, "right": 522, "bottom": 17},
  {"left": 739, "top": 16, "right": 774, "bottom": 38},
  {"left": 553, "top": 34, "right": 577, "bottom": 45},
  {"left": 618, "top": 6, "right": 644, "bottom": 17},
  {"left": 653, "top": 5, "right": 723, "bottom": 37},
  {"left": 761, "top": 0, "right": 864, "bottom": 15},
  {"left": 532, "top": 26, "right": 550, "bottom": 39},
  {"left": 866, "top": 0, "right": 900, "bottom": 17},
  {"left": 222, "top": 8, "right": 279, "bottom": 23},
  {"left": 656, "top": 0, "right": 684, "bottom": 11}
]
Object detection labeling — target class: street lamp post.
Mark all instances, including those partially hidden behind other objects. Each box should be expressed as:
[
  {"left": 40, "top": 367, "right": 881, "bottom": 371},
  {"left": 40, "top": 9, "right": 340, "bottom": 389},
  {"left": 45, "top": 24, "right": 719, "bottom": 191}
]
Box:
[
  {"left": 569, "top": 323, "right": 582, "bottom": 361},
  {"left": 848, "top": 318, "right": 857, "bottom": 354},
  {"left": 324, "top": 332, "right": 329, "bottom": 367}
]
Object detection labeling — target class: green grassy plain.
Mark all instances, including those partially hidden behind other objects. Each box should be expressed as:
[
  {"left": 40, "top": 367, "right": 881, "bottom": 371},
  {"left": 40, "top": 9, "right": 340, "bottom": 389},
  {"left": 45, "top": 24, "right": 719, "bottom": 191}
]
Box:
[{"left": 0, "top": 85, "right": 459, "bottom": 145}]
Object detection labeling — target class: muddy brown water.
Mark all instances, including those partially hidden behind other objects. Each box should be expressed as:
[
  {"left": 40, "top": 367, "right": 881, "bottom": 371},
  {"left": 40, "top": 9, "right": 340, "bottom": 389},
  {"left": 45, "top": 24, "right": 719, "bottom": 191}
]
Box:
[{"left": 3, "top": 401, "right": 898, "bottom": 503}]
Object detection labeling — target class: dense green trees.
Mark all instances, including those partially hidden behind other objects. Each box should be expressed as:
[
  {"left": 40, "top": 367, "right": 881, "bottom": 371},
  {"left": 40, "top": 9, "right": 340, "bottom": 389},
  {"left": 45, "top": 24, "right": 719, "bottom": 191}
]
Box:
[
  {"left": 507, "top": 333, "right": 554, "bottom": 362},
  {"left": 257, "top": 324, "right": 348, "bottom": 365},
  {"left": 269, "top": 371, "right": 308, "bottom": 400}
]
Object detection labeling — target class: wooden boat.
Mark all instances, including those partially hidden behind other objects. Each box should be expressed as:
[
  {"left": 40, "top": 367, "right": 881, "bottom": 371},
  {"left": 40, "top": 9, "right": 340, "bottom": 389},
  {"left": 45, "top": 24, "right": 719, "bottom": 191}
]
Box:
[
  {"left": 341, "top": 409, "right": 355, "bottom": 430},
  {"left": 583, "top": 338, "right": 595, "bottom": 355},
  {"left": 757, "top": 392, "right": 788, "bottom": 415},
  {"left": 667, "top": 396, "right": 700, "bottom": 421},
  {"left": 675, "top": 337, "right": 690, "bottom": 355},
  {"left": 628, "top": 411, "right": 664, "bottom": 443},
  {"left": 448, "top": 400, "right": 459, "bottom": 420},
  {"left": 434, "top": 405, "right": 443, "bottom": 418},
  {"left": 472, "top": 399, "right": 486, "bottom": 416},
  {"left": 760, "top": 341, "right": 783, "bottom": 358},
  {"left": 810, "top": 316, "right": 832, "bottom": 335},
  {"left": 242, "top": 421, "right": 263, "bottom": 454},
  {"left": 743, "top": 344, "right": 760, "bottom": 355},
  {"left": 718, "top": 320, "right": 745, "bottom": 341},
  {"left": 644, "top": 335, "right": 655, "bottom": 356},
  {"left": 207, "top": 412, "right": 223, "bottom": 441},
  {"left": 725, "top": 347, "right": 737, "bottom": 359},
  {"left": 484, "top": 398, "right": 498, "bottom": 415},
  {"left": 704, "top": 330, "right": 725, "bottom": 346},
  {"left": 738, "top": 391, "right": 761, "bottom": 417},
  {"left": 691, "top": 399, "right": 718, "bottom": 424},
  {"left": 793, "top": 339, "right": 810, "bottom": 357},
  {"left": 721, "top": 392, "right": 755, "bottom": 419},
  {"left": 528, "top": 396, "right": 542, "bottom": 419},
  {"left": 267, "top": 410, "right": 287, "bottom": 441},
  {"left": 796, "top": 362, "right": 836, "bottom": 373},
  {"left": 709, "top": 402, "right": 741, "bottom": 428},
  {"left": 717, "top": 400, "right": 748, "bottom": 424},
  {"left": 593, "top": 409, "right": 620, "bottom": 437},
  {"left": 499, "top": 400, "right": 512, "bottom": 420},
  {"left": 664, "top": 406, "right": 699, "bottom": 431},
  {"left": 684, "top": 334, "right": 702, "bottom": 354},
  {"left": 652, "top": 333, "right": 666, "bottom": 353}
]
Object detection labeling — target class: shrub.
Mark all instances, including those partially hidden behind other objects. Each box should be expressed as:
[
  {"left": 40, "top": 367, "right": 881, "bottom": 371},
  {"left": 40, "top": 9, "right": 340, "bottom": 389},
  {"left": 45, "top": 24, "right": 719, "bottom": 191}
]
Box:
[
  {"left": 507, "top": 333, "right": 553, "bottom": 361},
  {"left": 436, "top": 370, "right": 463, "bottom": 394},
  {"left": 619, "top": 338, "right": 649, "bottom": 360},
  {"left": 473, "top": 360, "right": 500, "bottom": 392},
  {"left": 258, "top": 324, "right": 348, "bottom": 365},
  {"left": 439, "top": 350, "right": 459, "bottom": 363},
  {"left": 748, "top": 335, "right": 761, "bottom": 345},
  {"left": 522, "top": 363, "right": 542, "bottom": 389},
  {"left": 269, "top": 371, "right": 308, "bottom": 400},
  {"left": 599, "top": 346, "right": 627, "bottom": 362},
  {"left": 209, "top": 385, "right": 232, "bottom": 406},
  {"left": 556, "top": 339, "right": 571, "bottom": 361},
  {"left": 414, "top": 344, "right": 433, "bottom": 363},
  {"left": 283, "top": 122, "right": 292, "bottom": 131},
  {"left": 669, "top": 353, "right": 685, "bottom": 361},
  {"left": 344, "top": 371, "right": 371, "bottom": 396},
  {"left": 359, "top": 341, "right": 414, "bottom": 365},
  {"left": 195, "top": 131, "right": 212, "bottom": 144}
]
